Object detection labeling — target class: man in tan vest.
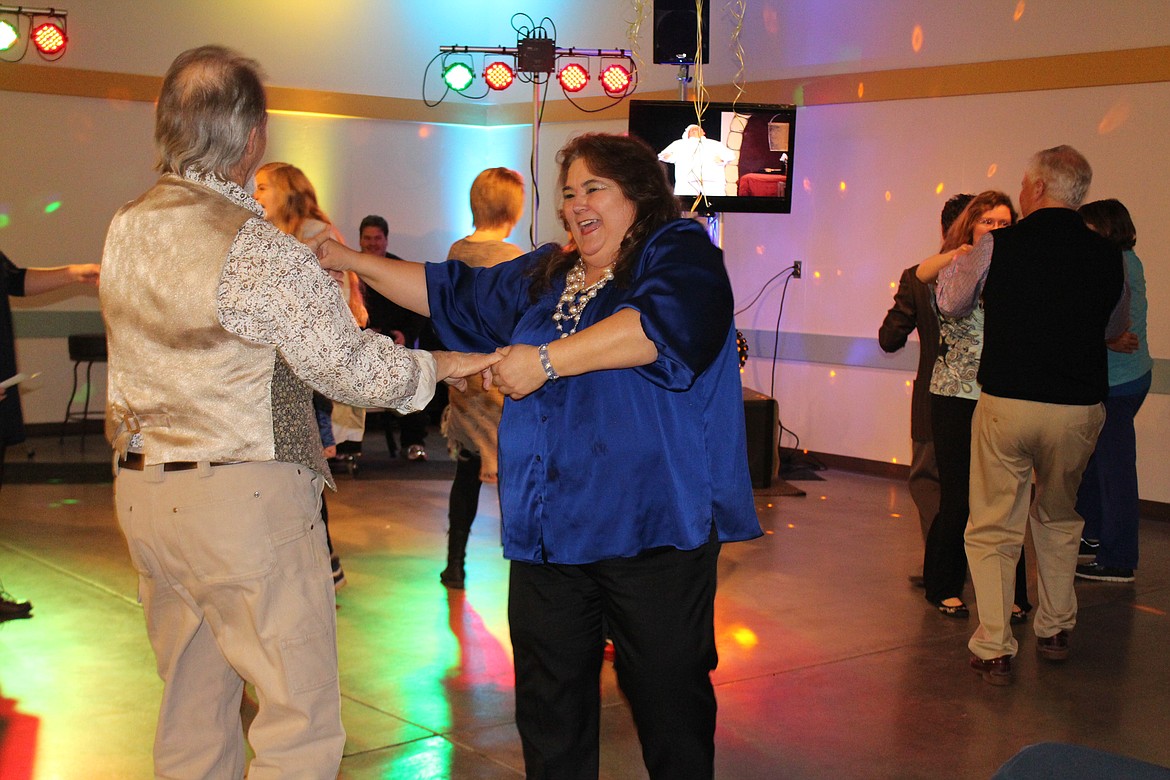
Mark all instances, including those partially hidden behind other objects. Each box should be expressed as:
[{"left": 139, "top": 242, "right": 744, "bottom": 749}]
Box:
[{"left": 101, "top": 46, "right": 495, "bottom": 778}]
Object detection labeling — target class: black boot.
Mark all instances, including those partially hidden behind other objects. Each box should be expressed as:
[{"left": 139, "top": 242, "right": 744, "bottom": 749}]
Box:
[{"left": 440, "top": 528, "right": 470, "bottom": 589}]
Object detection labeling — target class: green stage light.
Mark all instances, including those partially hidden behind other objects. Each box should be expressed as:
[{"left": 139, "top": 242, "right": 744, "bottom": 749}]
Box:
[
  {"left": 0, "top": 19, "right": 17, "bottom": 51},
  {"left": 442, "top": 62, "right": 475, "bottom": 92}
]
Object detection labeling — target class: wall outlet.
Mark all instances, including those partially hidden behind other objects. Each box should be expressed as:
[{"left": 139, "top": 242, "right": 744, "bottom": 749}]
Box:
[{"left": 793, "top": 260, "right": 802, "bottom": 278}]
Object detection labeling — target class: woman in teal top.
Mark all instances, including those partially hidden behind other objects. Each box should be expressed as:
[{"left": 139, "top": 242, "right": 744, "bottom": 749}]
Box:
[{"left": 1075, "top": 199, "right": 1152, "bottom": 583}]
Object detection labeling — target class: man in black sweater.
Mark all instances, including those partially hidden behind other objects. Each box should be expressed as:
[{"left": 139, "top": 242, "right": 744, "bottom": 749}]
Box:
[
  {"left": 935, "top": 146, "right": 1128, "bottom": 685},
  {"left": 358, "top": 214, "right": 432, "bottom": 461}
]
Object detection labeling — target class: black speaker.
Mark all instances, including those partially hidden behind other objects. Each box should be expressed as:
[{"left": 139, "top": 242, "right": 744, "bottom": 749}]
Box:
[
  {"left": 653, "top": 0, "right": 710, "bottom": 65},
  {"left": 742, "top": 388, "right": 778, "bottom": 489}
]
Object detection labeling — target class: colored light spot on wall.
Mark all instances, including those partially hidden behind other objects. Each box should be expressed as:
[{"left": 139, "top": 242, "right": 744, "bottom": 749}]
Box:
[
  {"left": 857, "top": 82, "right": 864, "bottom": 99},
  {"left": 829, "top": 370, "right": 837, "bottom": 378},
  {"left": 787, "top": 523, "right": 795, "bottom": 528},
  {"left": 1098, "top": 99, "right": 1132, "bottom": 134},
  {"left": 764, "top": 529, "right": 774, "bottom": 535},
  {"left": 418, "top": 125, "right": 431, "bottom": 138},
  {"left": 1014, "top": 1, "right": 1026, "bottom": 21},
  {"left": 911, "top": 25, "right": 924, "bottom": 53},
  {"left": 0, "top": 213, "right": 9, "bottom": 229},
  {"left": 820, "top": 496, "right": 827, "bottom": 501},
  {"left": 885, "top": 191, "right": 892, "bottom": 202},
  {"left": 905, "top": 380, "right": 912, "bottom": 387},
  {"left": 802, "top": 177, "right": 812, "bottom": 192},
  {"left": 890, "top": 282, "right": 897, "bottom": 290},
  {"left": 44, "top": 201, "right": 62, "bottom": 214},
  {"left": 731, "top": 627, "right": 759, "bottom": 648},
  {"left": 839, "top": 181, "right": 847, "bottom": 193},
  {"left": 755, "top": 245, "right": 765, "bottom": 255},
  {"left": 935, "top": 182, "right": 945, "bottom": 195},
  {"left": 61, "top": 498, "right": 79, "bottom": 505},
  {"left": 890, "top": 458, "right": 898, "bottom": 464},
  {"left": 766, "top": 503, "right": 773, "bottom": 508},
  {"left": 987, "top": 163, "right": 998, "bottom": 177},
  {"left": 812, "top": 271, "right": 821, "bottom": 279},
  {"left": 891, "top": 512, "right": 902, "bottom": 518}
]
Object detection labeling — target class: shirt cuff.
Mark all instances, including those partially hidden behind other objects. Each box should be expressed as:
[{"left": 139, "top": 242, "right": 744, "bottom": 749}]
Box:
[{"left": 394, "top": 350, "right": 436, "bottom": 413}]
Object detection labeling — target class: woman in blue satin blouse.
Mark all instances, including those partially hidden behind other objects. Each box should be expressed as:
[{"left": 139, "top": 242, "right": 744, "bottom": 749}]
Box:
[{"left": 317, "top": 133, "right": 761, "bottom": 780}]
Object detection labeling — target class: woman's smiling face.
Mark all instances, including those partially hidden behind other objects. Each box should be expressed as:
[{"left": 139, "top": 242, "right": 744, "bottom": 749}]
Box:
[{"left": 561, "top": 158, "right": 636, "bottom": 276}]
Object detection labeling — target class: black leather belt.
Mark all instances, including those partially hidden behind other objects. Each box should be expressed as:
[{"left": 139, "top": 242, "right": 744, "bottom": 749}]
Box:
[{"left": 118, "top": 452, "right": 234, "bottom": 471}]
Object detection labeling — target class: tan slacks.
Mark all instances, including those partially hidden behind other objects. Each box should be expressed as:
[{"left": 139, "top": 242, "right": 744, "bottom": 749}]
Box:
[
  {"left": 114, "top": 460, "right": 343, "bottom": 779},
  {"left": 965, "top": 393, "right": 1104, "bottom": 661}
]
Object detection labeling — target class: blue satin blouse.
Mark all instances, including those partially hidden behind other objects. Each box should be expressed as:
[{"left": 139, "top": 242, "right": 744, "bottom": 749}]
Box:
[{"left": 425, "top": 219, "right": 762, "bottom": 565}]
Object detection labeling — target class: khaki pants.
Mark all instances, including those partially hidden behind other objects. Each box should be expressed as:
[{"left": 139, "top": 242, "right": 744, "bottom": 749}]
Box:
[
  {"left": 115, "top": 460, "right": 343, "bottom": 779},
  {"left": 966, "top": 393, "right": 1104, "bottom": 660}
]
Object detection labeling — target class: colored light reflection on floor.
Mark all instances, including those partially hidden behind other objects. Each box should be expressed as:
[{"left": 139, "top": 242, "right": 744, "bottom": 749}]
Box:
[{"left": 0, "top": 691, "right": 39, "bottom": 780}]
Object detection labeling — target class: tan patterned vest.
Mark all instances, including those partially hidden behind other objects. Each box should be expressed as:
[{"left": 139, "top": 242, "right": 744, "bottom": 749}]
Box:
[{"left": 101, "top": 174, "right": 327, "bottom": 479}]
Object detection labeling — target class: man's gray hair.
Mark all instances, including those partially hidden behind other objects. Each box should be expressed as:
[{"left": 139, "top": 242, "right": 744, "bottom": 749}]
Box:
[
  {"left": 154, "top": 45, "right": 266, "bottom": 179},
  {"left": 1026, "top": 145, "right": 1092, "bottom": 208}
]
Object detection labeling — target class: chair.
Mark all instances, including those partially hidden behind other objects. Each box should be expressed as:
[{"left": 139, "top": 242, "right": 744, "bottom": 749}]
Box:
[{"left": 60, "top": 333, "right": 107, "bottom": 448}]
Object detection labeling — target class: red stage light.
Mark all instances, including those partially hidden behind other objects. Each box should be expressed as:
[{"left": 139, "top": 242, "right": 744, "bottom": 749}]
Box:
[
  {"left": 484, "top": 61, "right": 515, "bottom": 91},
  {"left": 600, "top": 63, "right": 631, "bottom": 95},
  {"left": 31, "top": 21, "right": 66, "bottom": 55},
  {"left": 557, "top": 63, "right": 589, "bottom": 93}
]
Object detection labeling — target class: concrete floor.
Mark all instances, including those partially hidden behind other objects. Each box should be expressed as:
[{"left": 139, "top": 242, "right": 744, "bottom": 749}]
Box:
[{"left": 2, "top": 432, "right": 1169, "bottom": 779}]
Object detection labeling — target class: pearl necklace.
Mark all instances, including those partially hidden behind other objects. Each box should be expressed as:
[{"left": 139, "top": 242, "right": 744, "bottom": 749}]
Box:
[{"left": 552, "top": 259, "right": 615, "bottom": 338}]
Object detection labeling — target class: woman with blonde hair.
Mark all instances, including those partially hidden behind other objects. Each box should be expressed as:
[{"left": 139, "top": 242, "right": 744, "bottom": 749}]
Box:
[
  {"left": 254, "top": 161, "right": 363, "bottom": 588},
  {"left": 255, "top": 162, "right": 368, "bottom": 327},
  {"left": 440, "top": 167, "right": 525, "bottom": 589}
]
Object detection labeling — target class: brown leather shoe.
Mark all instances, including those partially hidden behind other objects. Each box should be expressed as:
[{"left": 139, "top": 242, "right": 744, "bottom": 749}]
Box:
[
  {"left": 970, "top": 654, "right": 1013, "bottom": 685},
  {"left": 1037, "top": 630, "right": 1070, "bottom": 662}
]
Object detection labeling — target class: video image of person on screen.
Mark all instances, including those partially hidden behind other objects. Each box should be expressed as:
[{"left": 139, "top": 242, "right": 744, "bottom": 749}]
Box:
[{"left": 657, "top": 124, "right": 737, "bottom": 197}]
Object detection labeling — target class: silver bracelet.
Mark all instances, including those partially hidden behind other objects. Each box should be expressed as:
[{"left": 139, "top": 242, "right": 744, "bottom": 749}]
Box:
[{"left": 538, "top": 342, "right": 560, "bottom": 382}]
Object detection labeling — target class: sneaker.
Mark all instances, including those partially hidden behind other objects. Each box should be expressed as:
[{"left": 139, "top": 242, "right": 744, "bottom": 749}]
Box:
[
  {"left": 0, "top": 590, "right": 33, "bottom": 620},
  {"left": 331, "top": 554, "right": 348, "bottom": 591},
  {"left": 407, "top": 444, "right": 427, "bottom": 462},
  {"left": 1036, "top": 630, "right": 1070, "bottom": 662},
  {"left": 1077, "top": 537, "right": 1100, "bottom": 562},
  {"left": 1075, "top": 562, "right": 1134, "bottom": 583}
]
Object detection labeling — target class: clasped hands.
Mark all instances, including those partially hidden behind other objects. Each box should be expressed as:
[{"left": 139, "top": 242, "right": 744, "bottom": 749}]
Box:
[{"left": 426, "top": 344, "right": 550, "bottom": 399}]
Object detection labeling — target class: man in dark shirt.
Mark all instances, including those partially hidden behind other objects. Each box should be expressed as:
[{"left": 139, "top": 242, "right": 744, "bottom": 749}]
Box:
[
  {"left": 879, "top": 194, "right": 972, "bottom": 583},
  {"left": 936, "top": 146, "right": 1127, "bottom": 684},
  {"left": 358, "top": 215, "right": 431, "bottom": 460}
]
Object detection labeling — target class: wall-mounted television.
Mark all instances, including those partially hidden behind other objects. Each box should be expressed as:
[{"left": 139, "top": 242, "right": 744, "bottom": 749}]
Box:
[{"left": 627, "top": 100, "right": 796, "bottom": 215}]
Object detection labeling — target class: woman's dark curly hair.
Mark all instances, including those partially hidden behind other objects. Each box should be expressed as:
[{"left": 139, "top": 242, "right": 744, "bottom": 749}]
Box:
[{"left": 528, "top": 133, "right": 680, "bottom": 298}]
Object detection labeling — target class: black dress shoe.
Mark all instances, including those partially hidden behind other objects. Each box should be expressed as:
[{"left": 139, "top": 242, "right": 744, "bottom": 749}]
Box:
[
  {"left": 1037, "top": 630, "right": 1070, "bottom": 662},
  {"left": 0, "top": 592, "right": 33, "bottom": 620},
  {"left": 1010, "top": 605, "right": 1030, "bottom": 625},
  {"left": 440, "top": 567, "right": 465, "bottom": 590},
  {"left": 970, "top": 654, "right": 1012, "bottom": 685}
]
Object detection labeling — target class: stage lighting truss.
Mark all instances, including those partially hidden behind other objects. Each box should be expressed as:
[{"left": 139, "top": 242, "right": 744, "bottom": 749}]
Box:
[
  {"left": 0, "top": 5, "right": 68, "bottom": 62},
  {"left": 429, "top": 45, "right": 636, "bottom": 106}
]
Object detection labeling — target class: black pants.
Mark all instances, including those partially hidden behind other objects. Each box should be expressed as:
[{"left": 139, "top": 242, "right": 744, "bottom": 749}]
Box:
[
  {"left": 370, "top": 409, "right": 427, "bottom": 454},
  {"left": 508, "top": 533, "right": 720, "bottom": 780},
  {"left": 926, "top": 394, "right": 1030, "bottom": 609},
  {"left": 448, "top": 451, "right": 482, "bottom": 536}
]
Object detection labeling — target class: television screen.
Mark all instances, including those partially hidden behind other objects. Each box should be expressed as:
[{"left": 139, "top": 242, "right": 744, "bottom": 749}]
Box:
[{"left": 627, "top": 100, "right": 796, "bottom": 214}]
